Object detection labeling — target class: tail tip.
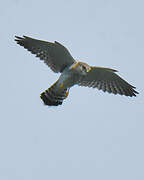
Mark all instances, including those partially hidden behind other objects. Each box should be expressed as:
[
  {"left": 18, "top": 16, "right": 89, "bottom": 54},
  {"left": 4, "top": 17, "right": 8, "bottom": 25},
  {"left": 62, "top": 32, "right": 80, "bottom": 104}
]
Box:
[{"left": 40, "top": 92, "right": 62, "bottom": 106}]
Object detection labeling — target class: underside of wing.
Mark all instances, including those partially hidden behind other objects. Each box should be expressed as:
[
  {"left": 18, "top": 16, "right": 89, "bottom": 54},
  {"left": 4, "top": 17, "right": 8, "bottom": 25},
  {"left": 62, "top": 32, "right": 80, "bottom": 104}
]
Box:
[
  {"left": 15, "top": 36, "right": 75, "bottom": 73},
  {"left": 78, "top": 66, "right": 138, "bottom": 97}
]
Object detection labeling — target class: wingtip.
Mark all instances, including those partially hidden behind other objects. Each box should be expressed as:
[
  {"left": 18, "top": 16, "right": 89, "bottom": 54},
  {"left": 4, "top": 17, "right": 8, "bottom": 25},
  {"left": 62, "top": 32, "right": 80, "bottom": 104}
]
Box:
[
  {"left": 23, "top": 35, "right": 30, "bottom": 39},
  {"left": 133, "top": 89, "right": 139, "bottom": 95},
  {"left": 15, "top": 35, "right": 31, "bottom": 41},
  {"left": 14, "top": 35, "right": 22, "bottom": 41},
  {"left": 128, "top": 87, "right": 139, "bottom": 97}
]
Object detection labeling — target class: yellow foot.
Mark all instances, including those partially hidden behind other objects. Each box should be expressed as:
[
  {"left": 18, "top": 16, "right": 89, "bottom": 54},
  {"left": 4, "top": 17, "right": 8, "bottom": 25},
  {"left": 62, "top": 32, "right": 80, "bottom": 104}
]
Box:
[
  {"left": 65, "top": 90, "right": 69, "bottom": 97},
  {"left": 59, "top": 82, "right": 64, "bottom": 89}
]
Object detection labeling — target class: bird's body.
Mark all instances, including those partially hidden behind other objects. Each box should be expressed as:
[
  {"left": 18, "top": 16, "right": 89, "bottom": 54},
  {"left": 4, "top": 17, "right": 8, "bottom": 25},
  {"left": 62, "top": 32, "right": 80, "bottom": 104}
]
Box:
[
  {"left": 57, "top": 65, "right": 79, "bottom": 89},
  {"left": 15, "top": 36, "right": 139, "bottom": 106},
  {"left": 40, "top": 62, "right": 91, "bottom": 105},
  {"left": 57, "top": 62, "right": 91, "bottom": 89}
]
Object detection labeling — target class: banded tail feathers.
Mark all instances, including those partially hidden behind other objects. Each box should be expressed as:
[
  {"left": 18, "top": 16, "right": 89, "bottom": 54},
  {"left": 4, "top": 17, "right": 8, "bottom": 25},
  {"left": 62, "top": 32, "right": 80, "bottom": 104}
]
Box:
[{"left": 40, "top": 84, "right": 69, "bottom": 106}]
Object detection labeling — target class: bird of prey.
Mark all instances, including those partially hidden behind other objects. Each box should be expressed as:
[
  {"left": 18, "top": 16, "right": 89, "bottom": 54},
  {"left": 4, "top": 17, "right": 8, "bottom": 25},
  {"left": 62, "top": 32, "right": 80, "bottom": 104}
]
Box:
[{"left": 15, "top": 35, "right": 138, "bottom": 106}]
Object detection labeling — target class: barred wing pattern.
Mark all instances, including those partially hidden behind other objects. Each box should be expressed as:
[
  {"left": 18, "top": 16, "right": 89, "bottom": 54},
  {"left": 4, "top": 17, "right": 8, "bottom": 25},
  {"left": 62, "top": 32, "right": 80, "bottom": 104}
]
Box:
[
  {"left": 78, "top": 67, "right": 138, "bottom": 97},
  {"left": 15, "top": 36, "right": 75, "bottom": 73}
]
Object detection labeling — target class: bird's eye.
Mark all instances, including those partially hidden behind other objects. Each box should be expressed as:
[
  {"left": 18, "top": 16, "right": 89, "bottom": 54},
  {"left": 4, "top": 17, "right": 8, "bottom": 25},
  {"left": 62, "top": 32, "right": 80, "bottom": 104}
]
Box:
[{"left": 82, "top": 65, "right": 86, "bottom": 71}]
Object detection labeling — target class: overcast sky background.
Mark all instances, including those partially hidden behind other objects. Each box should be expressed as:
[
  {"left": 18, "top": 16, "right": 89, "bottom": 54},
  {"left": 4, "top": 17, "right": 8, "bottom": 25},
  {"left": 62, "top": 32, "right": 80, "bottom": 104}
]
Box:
[{"left": 0, "top": 0, "right": 144, "bottom": 180}]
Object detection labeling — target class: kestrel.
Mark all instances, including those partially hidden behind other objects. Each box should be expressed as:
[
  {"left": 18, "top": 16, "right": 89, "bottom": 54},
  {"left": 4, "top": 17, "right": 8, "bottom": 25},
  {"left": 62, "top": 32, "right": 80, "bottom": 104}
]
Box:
[{"left": 15, "top": 36, "right": 138, "bottom": 106}]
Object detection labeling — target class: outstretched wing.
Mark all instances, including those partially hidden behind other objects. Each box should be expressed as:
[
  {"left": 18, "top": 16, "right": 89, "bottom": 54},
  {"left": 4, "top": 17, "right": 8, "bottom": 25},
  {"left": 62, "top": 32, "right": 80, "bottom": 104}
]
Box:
[
  {"left": 15, "top": 36, "right": 75, "bottom": 73},
  {"left": 78, "top": 66, "right": 138, "bottom": 97}
]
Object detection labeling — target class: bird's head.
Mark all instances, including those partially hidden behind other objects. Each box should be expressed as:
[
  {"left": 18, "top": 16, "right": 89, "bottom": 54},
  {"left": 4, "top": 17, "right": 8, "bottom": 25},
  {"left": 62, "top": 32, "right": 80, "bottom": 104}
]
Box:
[{"left": 70, "top": 62, "right": 91, "bottom": 75}]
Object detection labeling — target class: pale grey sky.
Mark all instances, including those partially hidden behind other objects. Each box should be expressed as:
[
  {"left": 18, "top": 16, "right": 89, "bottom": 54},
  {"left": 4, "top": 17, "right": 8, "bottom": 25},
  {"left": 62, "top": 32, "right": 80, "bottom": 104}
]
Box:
[{"left": 0, "top": 0, "right": 143, "bottom": 180}]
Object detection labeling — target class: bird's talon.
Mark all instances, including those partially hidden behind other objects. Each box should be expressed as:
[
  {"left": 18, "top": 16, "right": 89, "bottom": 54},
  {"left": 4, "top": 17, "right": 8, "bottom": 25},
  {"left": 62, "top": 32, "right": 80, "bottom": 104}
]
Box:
[
  {"left": 59, "top": 83, "right": 64, "bottom": 89},
  {"left": 65, "top": 90, "right": 69, "bottom": 97}
]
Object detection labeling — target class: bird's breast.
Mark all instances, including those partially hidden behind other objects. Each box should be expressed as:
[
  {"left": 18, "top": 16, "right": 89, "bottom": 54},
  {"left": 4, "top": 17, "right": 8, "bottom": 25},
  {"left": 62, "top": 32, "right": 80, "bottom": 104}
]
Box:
[{"left": 57, "top": 71, "right": 80, "bottom": 89}]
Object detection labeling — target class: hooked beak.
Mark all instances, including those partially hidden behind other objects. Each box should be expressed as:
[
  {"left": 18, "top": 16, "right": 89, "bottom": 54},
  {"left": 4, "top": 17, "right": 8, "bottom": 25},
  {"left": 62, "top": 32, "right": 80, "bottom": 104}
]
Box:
[
  {"left": 70, "top": 62, "right": 79, "bottom": 69},
  {"left": 86, "top": 67, "right": 91, "bottom": 72}
]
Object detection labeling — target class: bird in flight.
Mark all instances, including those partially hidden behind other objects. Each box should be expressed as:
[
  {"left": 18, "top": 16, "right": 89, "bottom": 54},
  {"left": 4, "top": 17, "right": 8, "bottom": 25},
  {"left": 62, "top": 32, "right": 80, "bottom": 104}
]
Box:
[{"left": 15, "top": 36, "right": 138, "bottom": 106}]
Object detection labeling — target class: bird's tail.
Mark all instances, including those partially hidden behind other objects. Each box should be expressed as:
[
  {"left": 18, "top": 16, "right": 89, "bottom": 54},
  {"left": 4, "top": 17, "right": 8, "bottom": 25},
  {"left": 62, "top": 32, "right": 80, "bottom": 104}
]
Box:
[{"left": 40, "top": 83, "right": 69, "bottom": 106}]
